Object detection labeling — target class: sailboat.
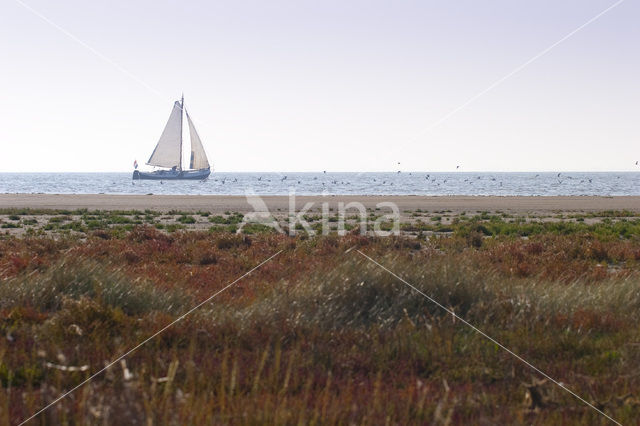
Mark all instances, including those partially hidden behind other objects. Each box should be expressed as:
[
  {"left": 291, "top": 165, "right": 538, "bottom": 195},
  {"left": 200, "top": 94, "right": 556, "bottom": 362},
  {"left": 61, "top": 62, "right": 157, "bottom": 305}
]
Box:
[{"left": 133, "top": 95, "right": 211, "bottom": 180}]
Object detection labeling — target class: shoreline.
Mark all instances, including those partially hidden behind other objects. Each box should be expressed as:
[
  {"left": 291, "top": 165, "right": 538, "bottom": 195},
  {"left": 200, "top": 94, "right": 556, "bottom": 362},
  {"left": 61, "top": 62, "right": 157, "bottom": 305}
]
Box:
[{"left": 2, "top": 193, "right": 640, "bottom": 213}]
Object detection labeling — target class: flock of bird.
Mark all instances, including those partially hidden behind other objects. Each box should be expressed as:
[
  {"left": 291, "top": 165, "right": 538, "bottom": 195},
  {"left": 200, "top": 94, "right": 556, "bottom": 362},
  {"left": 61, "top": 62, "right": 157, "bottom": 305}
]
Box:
[
  {"left": 204, "top": 172, "right": 630, "bottom": 189},
  {"left": 149, "top": 161, "right": 640, "bottom": 187}
]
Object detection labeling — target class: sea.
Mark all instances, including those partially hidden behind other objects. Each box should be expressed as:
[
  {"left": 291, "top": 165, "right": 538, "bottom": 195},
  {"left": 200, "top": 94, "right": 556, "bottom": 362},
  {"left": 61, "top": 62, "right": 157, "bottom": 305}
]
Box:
[{"left": 1, "top": 172, "right": 639, "bottom": 196}]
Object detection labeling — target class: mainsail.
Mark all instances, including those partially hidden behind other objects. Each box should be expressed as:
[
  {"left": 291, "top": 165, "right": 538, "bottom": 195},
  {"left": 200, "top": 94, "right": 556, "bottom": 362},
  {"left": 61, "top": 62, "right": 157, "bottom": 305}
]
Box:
[
  {"left": 186, "top": 111, "right": 210, "bottom": 170},
  {"left": 146, "top": 101, "right": 183, "bottom": 168}
]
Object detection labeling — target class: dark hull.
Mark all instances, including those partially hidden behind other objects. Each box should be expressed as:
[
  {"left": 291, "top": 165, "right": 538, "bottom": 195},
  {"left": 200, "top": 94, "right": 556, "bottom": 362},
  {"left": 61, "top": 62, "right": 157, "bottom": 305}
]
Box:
[{"left": 132, "top": 168, "right": 211, "bottom": 180}]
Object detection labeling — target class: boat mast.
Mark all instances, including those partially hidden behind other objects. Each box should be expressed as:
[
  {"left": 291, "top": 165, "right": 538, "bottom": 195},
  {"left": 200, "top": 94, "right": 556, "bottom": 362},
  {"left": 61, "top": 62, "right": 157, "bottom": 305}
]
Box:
[{"left": 179, "top": 93, "right": 184, "bottom": 170}]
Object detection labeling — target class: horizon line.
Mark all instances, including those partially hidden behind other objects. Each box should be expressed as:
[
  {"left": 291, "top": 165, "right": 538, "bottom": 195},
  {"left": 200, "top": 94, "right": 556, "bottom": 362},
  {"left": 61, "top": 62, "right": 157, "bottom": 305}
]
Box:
[{"left": 1, "top": 170, "right": 640, "bottom": 174}]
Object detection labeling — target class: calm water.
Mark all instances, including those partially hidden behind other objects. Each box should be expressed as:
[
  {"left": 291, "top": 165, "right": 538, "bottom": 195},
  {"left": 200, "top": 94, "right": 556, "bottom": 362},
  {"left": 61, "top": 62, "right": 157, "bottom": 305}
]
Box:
[{"left": 1, "top": 172, "right": 639, "bottom": 196}]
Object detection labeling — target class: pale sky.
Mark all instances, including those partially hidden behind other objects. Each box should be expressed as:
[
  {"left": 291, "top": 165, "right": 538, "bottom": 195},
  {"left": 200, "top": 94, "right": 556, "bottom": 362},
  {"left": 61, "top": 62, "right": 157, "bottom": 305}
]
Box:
[{"left": 0, "top": 0, "right": 638, "bottom": 172}]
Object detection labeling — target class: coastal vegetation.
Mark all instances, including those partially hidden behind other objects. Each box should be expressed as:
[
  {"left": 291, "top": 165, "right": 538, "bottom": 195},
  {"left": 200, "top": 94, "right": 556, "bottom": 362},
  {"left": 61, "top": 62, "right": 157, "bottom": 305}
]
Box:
[
  {"left": 2, "top": 208, "right": 640, "bottom": 240},
  {"left": 1, "top": 211, "right": 640, "bottom": 423}
]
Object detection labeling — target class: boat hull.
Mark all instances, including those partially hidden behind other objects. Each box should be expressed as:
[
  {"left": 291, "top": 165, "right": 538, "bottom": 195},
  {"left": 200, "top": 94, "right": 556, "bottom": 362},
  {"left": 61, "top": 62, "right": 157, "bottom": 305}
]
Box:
[{"left": 132, "top": 168, "right": 211, "bottom": 180}]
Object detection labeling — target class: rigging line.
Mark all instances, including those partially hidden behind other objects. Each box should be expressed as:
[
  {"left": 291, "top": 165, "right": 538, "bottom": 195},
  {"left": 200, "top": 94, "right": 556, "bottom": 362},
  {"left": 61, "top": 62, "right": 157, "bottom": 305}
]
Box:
[
  {"left": 19, "top": 250, "right": 283, "bottom": 425},
  {"left": 355, "top": 249, "right": 622, "bottom": 425}
]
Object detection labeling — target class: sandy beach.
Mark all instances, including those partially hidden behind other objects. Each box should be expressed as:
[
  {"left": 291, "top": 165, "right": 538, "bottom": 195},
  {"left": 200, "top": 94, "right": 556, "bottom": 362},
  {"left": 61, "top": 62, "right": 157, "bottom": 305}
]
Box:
[{"left": 2, "top": 193, "right": 640, "bottom": 213}]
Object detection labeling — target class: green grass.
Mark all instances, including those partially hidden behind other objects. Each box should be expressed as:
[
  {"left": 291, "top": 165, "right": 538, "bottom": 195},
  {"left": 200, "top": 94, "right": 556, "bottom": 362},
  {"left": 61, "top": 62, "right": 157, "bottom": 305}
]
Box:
[
  {"left": 1, "top": 223, "right": 21, "bottom": 229},
  {"left": 209, "top": 213, "right": 244, "bottom": 225},
  {"left": 165, "top": 223, "right": 185, "bottom": 232},
  {"left": 240, "top": 223, "right": 277, "bottom": 234},
  {"left": 177, "top": 215, "right": 197, "bottom": 224}
]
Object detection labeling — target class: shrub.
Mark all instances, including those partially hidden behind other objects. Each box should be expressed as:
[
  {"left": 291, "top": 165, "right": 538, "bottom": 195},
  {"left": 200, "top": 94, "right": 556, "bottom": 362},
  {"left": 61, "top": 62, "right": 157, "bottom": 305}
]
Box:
[{"left": 177, "top": 215, "right": 196, "bottom": 224}]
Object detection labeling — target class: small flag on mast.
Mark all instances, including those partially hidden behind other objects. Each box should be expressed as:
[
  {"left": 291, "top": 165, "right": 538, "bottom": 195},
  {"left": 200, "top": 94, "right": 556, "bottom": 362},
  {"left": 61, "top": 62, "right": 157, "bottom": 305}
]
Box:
[{"left": 133, "top": 160, "right": 138, "bottom": 169}]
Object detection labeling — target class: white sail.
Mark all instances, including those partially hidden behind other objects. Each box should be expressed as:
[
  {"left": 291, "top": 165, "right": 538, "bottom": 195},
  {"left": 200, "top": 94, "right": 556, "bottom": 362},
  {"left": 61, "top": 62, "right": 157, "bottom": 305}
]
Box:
[
  {"left": 147, "top": 101, "right": 183, "bottom": 168},
  {"left": 186, "top": 111, "right": 210, "bottom": 169}
]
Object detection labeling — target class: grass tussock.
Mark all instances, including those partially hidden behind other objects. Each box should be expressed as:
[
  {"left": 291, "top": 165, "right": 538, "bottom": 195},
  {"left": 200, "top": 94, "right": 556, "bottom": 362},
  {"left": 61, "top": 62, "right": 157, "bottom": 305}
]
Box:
[
  {"left": 222, "top": 255, "right": 640, "bottom": 335},
  {"left": 0, "top": 260, "right": 191, "bottom": 315}
]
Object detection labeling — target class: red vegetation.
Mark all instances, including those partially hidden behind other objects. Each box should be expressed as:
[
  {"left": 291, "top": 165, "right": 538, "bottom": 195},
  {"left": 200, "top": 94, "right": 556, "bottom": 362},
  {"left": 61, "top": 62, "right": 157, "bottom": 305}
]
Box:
[{"left": 1, "top": 228, "right": 640, "bottom": 424}]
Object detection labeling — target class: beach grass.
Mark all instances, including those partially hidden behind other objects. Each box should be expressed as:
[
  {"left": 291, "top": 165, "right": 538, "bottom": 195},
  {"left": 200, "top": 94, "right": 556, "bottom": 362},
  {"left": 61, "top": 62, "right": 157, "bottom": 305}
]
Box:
[{"left": 1, "top": 219, "right": 640, "bottom": 423}]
